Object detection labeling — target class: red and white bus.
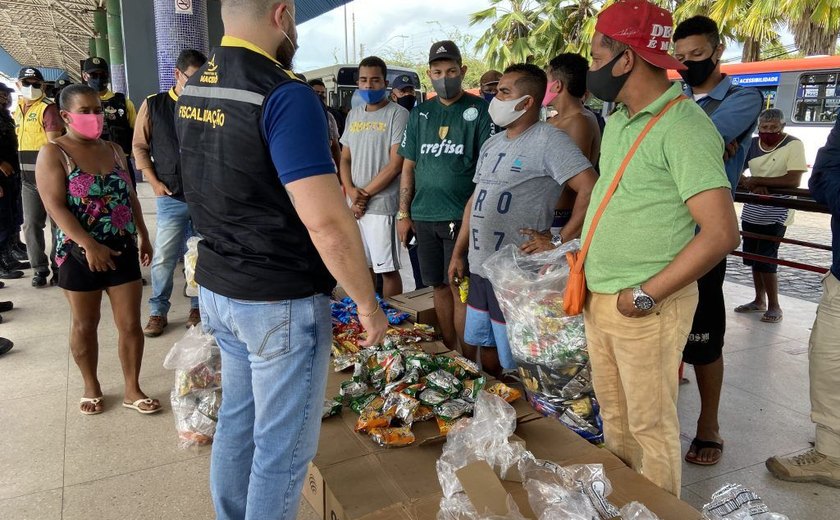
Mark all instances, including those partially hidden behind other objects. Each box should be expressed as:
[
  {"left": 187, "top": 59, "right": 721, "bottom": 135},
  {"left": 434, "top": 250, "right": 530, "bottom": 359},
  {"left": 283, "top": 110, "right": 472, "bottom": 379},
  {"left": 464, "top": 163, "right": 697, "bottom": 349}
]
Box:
[{"left": 669, "top": 56, "right": 840, "bottom": 185}]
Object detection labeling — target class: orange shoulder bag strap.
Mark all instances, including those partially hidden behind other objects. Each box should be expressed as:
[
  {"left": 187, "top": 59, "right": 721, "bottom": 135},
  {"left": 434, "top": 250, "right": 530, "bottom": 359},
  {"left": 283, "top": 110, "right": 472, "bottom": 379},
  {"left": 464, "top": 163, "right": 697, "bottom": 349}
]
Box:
[{"left": 563, "top": 95, "right": 687, "bottom": 315}]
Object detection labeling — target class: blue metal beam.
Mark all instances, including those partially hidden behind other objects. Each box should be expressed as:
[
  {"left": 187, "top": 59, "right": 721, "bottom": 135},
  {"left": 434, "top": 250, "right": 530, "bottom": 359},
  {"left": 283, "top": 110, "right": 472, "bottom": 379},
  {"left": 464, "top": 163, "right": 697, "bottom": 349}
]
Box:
[{"left": 297, "top": 0, "right": 353, "bottom": 24}]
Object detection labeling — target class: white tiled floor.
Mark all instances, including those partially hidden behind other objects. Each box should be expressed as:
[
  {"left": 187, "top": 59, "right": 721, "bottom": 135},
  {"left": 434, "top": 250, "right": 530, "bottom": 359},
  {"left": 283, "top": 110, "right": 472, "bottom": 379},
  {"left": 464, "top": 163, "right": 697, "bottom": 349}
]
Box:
[{"left": 0, "top": 183, "right": 837, "bottom": 519}]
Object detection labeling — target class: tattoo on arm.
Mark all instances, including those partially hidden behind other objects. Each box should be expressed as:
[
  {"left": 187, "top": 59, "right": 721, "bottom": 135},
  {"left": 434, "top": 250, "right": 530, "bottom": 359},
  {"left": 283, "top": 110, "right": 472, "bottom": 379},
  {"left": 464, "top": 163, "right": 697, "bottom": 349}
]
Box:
[{"left": 399, "top": 187, "right": 413, "bottom": 212}]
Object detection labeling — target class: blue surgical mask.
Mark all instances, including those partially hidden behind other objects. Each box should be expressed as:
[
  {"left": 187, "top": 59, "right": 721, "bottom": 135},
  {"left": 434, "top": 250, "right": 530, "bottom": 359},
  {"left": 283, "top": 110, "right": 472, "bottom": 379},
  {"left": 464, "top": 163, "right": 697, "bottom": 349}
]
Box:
[
  {"left": 483, "top": 92, "right": 496, "bottom": 102},
  {"left": 358, "top": 88, "right": 387, "bottom": 105}
]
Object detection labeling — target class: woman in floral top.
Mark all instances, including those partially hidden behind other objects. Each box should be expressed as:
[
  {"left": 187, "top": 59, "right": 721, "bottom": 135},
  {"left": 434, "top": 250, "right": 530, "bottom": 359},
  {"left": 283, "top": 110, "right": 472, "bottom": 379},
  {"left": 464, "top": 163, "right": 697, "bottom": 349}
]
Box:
[{"left": 35, "top": 84, "right": 159, "bottom": 415}]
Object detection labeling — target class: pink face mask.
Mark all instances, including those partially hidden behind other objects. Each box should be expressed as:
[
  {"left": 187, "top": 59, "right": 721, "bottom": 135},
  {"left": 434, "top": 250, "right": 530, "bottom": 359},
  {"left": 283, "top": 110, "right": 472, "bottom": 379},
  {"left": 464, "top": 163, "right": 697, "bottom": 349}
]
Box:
[
  {"left": 65, "top": 112, "right": 104, "bottom": 140},
  {"left": 542, "top": 80, "right": 559, "bottom": 107}
]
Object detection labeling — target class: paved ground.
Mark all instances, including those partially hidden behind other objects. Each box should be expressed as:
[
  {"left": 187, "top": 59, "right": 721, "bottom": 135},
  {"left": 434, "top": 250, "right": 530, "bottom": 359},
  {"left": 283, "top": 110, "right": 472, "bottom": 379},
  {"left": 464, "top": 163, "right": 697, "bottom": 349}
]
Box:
[
  {"left": 0, "top": 184, "right": 837, "bottom": 519},
  {"left": 728, "top": 206, "right": 833, "bottom": 304}
]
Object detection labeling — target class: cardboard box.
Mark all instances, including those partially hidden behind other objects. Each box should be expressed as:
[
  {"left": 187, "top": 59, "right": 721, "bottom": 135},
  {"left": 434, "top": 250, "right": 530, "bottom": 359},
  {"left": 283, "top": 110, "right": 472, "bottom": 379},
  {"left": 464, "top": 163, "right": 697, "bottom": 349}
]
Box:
[
  {"left": 387, "top": 287, "right": 439, "bottom": 329},
  {"left": 306, "top": 368, "right": 701, "bottom": 520}
]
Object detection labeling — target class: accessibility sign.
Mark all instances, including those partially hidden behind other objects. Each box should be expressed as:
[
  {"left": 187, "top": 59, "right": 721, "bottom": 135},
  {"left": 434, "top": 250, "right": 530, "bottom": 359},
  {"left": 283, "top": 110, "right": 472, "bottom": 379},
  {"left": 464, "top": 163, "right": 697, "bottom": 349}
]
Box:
[{"left": 731, "top": 73, "right": 781, "bottom": 87}]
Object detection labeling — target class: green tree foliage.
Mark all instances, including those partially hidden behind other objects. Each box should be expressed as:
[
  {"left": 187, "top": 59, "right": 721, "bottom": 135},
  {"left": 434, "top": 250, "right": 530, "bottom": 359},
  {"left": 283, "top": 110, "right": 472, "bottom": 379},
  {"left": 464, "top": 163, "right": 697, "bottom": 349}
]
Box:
[{"left": 472, "top": 0, "right": 840, "bottom": 66}]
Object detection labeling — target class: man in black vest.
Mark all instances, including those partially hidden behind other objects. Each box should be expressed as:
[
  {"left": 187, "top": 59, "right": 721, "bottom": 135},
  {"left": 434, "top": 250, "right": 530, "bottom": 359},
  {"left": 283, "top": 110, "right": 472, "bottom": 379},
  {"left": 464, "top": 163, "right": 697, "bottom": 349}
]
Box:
[
  {"left": 175, "top": 1, "right": 387, "bottom": 518},
  {"left": 82, "top": 57, "right": 138, "bottom": 186},
  {"left": 133, "top": 49, "right": 207, "bottom": 338}
]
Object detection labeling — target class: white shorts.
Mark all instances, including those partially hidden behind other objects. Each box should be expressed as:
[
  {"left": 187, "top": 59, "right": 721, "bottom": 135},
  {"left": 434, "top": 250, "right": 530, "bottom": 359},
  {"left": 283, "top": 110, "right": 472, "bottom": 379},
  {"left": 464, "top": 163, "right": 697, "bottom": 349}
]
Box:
[{"left": 358, "top": 213, "right": 401, "bottom": 274}]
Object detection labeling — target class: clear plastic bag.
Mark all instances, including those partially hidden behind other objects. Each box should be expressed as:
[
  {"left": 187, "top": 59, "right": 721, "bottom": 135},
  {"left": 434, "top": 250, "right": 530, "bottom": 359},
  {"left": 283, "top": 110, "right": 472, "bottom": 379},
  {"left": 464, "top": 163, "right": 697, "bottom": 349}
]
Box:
[
  {"left": 702, "top": 484, "right": 789, "bottom": 520},
  {"left": 165, "top": 327, "right": 222, "bottom": 448},
  {"left": 621, "top": 502, "right": 662, "bottom": 520},
  {"left": 437, "top": 393, "right": 631, "bottom": 520},
  {"left": 163, "top": 324, "right": 216, "bottom": 370},
  {"left": 483, "top": 242, "right": 603, "bottom": 444},
  {"left": 184, "top": 236, "right": 200, "bottom": 297}
]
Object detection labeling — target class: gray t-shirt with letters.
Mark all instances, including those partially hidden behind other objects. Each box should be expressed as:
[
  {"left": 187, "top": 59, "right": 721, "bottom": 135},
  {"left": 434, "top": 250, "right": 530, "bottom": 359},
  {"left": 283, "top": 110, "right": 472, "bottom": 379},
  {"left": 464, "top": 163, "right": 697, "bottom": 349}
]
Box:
[
  {"left": 469, "top": 122, "right": 591, "bottom": 277},
  {"left": 340, "top": 101, "right": 409, "bottom": 215}
]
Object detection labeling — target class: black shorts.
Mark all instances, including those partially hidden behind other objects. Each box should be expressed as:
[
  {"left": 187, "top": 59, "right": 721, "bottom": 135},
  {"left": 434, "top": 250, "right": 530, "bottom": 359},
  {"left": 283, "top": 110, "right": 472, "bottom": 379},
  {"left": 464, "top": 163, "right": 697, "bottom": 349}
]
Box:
[
  {"left": 58, "top": 240, "right": 142, "bottom": 292},
  {"left": 683, "top": 259, "right": 727, "bottom": 365},
  {"left": 414, "top": 220, "right": 468, "bottom": 287},
  {"left": 742, "top": 221, "right": 786, "bottom": 274},
  {"left": 466, "top": 273, "right": 505, "bottom": 323}
]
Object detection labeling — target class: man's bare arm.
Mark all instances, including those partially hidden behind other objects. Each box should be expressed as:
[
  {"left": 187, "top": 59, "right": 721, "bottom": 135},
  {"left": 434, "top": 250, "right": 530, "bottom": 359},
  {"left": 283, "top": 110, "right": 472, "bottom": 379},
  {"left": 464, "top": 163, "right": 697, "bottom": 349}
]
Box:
[{"left": 364, "top": 143, "right": 404, "bottom": 196}]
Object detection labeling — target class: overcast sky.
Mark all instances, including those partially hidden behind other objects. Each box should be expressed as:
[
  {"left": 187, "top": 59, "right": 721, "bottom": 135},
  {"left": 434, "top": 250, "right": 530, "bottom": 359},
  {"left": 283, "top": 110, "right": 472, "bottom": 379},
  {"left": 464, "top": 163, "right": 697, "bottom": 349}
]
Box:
[
  {"left": 295, "top": 0, "right": 493, "bottom": 72},
  {"left": 294, "top": 0, "right": 790, "bottom": 72}
]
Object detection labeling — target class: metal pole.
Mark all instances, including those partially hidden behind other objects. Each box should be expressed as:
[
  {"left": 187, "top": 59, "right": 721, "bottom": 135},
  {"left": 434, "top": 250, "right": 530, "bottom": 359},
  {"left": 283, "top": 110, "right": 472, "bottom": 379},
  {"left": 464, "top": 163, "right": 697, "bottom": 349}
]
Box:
[
  {"left": 343, "top": 5, "right": 349, "bottom": 63},
  {"left": 89, "top": 37, "right": 97, "bottom": 57},
  {"left": 106, "top": 0, "right": 126, "bottom": 93},
  {"left": 352, "top": 11, "right": 356, "bottom": 63},
  {"left": 93, "top": 8, "right": 109, "bottom": 61}
]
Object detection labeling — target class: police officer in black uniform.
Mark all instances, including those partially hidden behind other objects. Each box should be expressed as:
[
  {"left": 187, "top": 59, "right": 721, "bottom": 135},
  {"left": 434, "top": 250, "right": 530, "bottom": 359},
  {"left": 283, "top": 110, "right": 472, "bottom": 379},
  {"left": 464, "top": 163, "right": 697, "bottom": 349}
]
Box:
[{"left": 82, "top": 57, "right": 138, "bottom": 186}]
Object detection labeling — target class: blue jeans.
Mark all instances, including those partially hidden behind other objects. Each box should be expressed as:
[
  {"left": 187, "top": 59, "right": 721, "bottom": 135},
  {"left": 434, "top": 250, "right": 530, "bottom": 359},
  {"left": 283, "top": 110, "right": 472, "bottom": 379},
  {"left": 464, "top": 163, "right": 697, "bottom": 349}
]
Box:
[
  {"left": 200, "top": 288, "right": 332, "bottom": 520},
  {"left": 149, "top": 196, "right": 198, "bottom": 316}
]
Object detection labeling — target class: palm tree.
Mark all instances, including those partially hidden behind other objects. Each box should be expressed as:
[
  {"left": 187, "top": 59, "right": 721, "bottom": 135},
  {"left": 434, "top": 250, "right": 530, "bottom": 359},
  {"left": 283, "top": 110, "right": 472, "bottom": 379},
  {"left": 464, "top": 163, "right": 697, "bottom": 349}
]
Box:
[
  {"left": 470, "top": 0, "right": 545, "bottom": 69},
  {"left": 783, "top": 0, "right": 840, "bottom": 56}
]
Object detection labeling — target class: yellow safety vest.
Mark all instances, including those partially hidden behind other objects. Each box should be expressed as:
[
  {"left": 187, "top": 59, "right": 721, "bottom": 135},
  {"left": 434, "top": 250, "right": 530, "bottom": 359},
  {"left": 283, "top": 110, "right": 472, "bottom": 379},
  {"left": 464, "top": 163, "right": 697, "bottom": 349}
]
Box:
[{"left": 14, "top": 97, "right": 53, "bottom": 153}]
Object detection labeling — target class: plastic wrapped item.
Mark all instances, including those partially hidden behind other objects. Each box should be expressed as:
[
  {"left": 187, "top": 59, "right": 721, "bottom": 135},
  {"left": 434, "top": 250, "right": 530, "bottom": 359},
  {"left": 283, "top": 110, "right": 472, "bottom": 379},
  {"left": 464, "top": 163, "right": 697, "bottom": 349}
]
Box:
[
  {"left": 621, "top": 502, "right": 662, "bottom": 520},
  {"left": 702, "top": 484, "right": 789, "bottom": 520},
  {"left": 483, "top": 242, "right": 603, "bottom": 444},
  {"left": 427, "top": 369, "right": 464, "bottom": 395},
  {"left": 165, "top": 327, "right": 222, "bottom": 448},
  {"left": 184, "top": 237, "right": 200, "bottom": 297},
  {"left": 369, "top": 426, "right": 416, "bottom": 448},
  {"left": 486, "top": 382, "right": 522, "bottom": 403},
  {"left": 322, "top": 397, "right": 342, "bottom": 419}
]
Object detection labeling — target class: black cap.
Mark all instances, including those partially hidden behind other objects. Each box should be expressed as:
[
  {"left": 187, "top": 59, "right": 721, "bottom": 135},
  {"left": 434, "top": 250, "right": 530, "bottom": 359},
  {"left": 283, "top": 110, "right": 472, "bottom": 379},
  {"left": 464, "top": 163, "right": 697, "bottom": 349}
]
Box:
[
  {"left": 83, "top": 57, "right": 109, "bottom": 73},
  {"left": 429, "top": 40, "right": 461, "bottom": 65},
  {"left": 55, "top": 78, "right": 73, "bottom": 88},
  {"left": 392, "top": 74, "right": 414, "bottom": 90},
  {"left": 18, "top": 67, "right": 44, "bottom": 81}
]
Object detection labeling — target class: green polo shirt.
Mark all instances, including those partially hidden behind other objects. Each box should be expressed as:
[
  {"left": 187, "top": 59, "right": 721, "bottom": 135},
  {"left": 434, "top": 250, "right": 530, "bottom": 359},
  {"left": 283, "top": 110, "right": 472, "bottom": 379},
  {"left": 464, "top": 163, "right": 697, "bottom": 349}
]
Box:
[{"left": 582, "top": 83, "right": 729, "bottom": 294}]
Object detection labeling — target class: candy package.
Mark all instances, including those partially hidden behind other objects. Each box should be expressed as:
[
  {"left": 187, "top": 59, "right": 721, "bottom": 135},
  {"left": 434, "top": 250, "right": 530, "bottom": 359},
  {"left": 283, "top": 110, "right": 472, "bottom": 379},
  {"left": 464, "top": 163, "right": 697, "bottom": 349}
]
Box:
[
  {"left": 370, "top": 426, "right": 415, "bottom": 448},
  {"left": 702, "top": 484, "right": 789, "bottom": 520},
  {"left": 184, "top": 237, "right": 200, "bottom": 297}
]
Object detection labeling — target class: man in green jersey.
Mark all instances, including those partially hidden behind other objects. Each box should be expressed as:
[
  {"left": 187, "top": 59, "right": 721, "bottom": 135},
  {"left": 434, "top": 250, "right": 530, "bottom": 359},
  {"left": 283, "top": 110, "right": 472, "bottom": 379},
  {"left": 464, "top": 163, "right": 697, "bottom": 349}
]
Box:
[{"left": 398, "top": 40, "right": 494, "bottom": 351}]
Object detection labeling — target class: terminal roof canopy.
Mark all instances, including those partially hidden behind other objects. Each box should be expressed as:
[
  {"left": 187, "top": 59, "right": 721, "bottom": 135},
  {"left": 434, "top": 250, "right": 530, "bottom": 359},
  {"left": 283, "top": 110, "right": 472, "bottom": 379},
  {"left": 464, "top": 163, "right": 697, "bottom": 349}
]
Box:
[
  {"left": 0, "top": 0, "right": 98, "bottom": 80},
  {"left": 0, "top": 0, "right": 351, "bottom": 79}
]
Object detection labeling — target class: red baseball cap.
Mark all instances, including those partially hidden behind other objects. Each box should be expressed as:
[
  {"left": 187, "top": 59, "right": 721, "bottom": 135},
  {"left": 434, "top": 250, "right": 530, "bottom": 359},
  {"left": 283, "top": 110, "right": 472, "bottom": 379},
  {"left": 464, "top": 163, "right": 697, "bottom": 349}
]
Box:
[{"left": 595, "top": 0, "right": 686, "bottom": 71}]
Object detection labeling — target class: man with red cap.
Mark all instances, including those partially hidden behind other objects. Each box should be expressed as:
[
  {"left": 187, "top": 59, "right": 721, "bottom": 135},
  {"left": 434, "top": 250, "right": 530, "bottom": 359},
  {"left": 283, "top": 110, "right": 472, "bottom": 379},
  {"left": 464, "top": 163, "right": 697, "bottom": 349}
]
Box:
[{"left": 580, "top": 0, "right": 740, "bottom": 496}]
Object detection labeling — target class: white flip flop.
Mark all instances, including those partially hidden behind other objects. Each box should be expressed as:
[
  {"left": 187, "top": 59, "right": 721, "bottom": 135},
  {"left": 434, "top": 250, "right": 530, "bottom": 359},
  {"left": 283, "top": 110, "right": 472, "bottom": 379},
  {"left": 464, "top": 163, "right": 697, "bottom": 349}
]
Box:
[
  {"left": 122, "top": 398, "right": 162, "bottom": 415},
  {"left": 80, "top": 397, "right": 104, "bottom": 415}
]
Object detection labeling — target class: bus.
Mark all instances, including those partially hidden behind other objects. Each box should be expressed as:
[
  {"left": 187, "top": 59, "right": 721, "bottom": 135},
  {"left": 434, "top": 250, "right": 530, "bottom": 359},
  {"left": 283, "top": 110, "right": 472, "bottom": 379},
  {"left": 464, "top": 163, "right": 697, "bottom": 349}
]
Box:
[
  {"left": 669, "top": 55, "right": 840, "bottom": 184},
  {"left": 302, "top": 64, "right": 424, "bottom": 113}
]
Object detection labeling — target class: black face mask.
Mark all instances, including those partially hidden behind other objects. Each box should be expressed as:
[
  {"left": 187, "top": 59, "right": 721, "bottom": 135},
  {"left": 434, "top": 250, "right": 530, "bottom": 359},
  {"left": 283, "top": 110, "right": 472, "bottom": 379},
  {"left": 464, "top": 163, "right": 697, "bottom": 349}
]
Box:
[
  {"left": 678, "top": 56, "right": 717, "bottom": 87},
  {"left": 586, "top": 52, "right": 630, "bottom": 103},
  {"left": 86, "top": 76, "right": 108, "bottom": 92},
  {"left": 396, "top": 95, "right": 416, "bottom": 111}
]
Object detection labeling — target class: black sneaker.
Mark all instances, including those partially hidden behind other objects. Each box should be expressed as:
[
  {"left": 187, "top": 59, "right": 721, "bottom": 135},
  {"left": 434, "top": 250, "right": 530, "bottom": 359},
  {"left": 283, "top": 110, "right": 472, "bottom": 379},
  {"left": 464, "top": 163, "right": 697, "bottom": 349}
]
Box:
[
  {"left": 0, "top": 267, "right": 23, "bottom": 280},
  {"left": 0, "top": 337, "right": 12, "bottom": 355},
  {"left": 32, "top": 272, "right": 48, "bottom": 287},
  {"left": 50, "top": 274, "right": 59, "bottom": 287},
  {"left": 0, "top": 301, "right": 13, "bottom": 313}
]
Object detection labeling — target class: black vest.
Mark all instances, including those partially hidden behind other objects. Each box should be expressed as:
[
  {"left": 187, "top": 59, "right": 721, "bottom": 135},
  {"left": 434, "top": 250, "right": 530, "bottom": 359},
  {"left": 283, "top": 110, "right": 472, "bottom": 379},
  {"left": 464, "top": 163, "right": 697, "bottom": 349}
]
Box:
[
  {"left": 175, "top": 45, "right": 335, "bottom": 301},
  {"left": 101, "top": 92, "right": 132, "bottom": 154},
  {"left": 146, "top": 91, "right": 184, "bottom": 199}
]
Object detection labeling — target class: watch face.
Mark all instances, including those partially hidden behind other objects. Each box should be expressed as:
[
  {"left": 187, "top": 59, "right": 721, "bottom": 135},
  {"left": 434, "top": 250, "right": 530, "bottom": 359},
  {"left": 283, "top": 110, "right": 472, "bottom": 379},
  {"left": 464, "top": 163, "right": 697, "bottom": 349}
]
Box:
[{"left": 634, "top": 295, "right": 654, "bottom": 311}]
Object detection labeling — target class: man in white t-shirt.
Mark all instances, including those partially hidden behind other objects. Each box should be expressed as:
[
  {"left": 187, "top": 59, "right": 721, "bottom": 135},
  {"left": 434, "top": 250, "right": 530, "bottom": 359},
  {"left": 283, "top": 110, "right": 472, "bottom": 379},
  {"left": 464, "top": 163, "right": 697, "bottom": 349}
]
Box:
[{"left": 340, "top": 56, "right": 410, "bottom": 297}]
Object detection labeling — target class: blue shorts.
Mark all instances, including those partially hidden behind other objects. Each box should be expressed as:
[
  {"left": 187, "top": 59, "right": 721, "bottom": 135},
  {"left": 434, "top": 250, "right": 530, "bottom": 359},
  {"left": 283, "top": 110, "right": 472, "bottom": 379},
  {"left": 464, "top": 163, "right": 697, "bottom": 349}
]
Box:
[{"left": 464, "top": 273, "right": 515, "bottom": 369}]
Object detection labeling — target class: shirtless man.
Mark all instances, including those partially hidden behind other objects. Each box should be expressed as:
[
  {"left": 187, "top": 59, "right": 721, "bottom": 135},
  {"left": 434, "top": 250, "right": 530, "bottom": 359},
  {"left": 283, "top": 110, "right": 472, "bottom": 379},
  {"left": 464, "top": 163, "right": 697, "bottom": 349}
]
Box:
[{"left": 521, "top": 53, "right": 601, "bottom": 250}]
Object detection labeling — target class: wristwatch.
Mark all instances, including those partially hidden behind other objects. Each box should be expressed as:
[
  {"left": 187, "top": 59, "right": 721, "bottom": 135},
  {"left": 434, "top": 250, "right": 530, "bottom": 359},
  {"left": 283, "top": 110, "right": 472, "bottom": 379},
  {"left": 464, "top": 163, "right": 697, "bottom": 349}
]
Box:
[
  {"left": 632, "top": 286, "right": 656, "bottom": 311},
  {"left": 397, "top": 210, "right": 410, "bottom": 221},
  {"left": 550, "top": 233, "right": 564, "bottom": 247}
]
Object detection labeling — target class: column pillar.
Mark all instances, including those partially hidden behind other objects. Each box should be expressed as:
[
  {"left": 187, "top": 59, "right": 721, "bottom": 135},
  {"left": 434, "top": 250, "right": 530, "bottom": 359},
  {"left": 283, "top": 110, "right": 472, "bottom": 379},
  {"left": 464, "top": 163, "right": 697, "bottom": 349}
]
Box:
[
  {"left": 93, "top": 8, "right": 109, "bottom": 62},
  {"left": 107, "top": 0, "right": 127, "bottom": 93},
  {"left": 153, "top": 0, "right": 209, "bottom": 91}
]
